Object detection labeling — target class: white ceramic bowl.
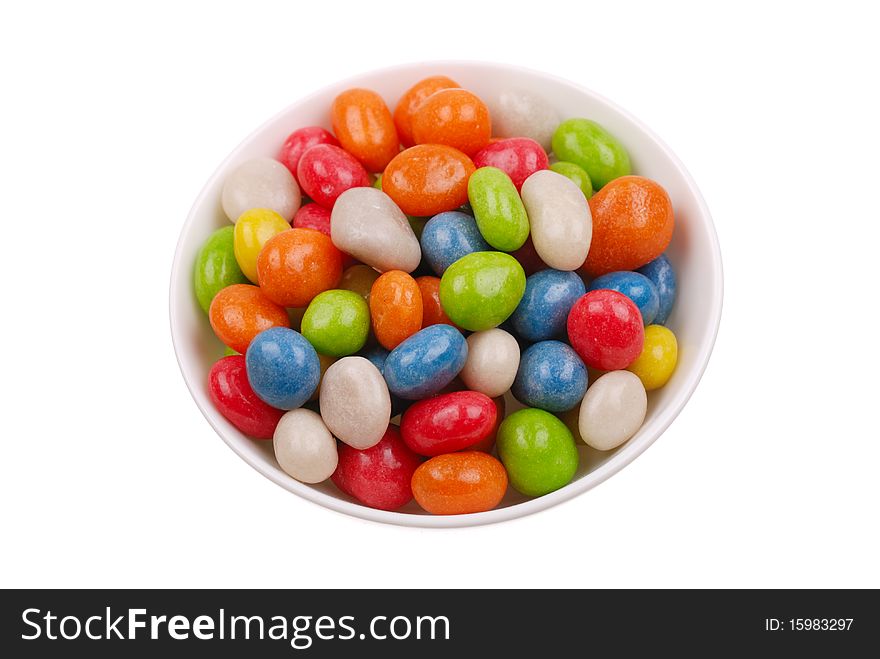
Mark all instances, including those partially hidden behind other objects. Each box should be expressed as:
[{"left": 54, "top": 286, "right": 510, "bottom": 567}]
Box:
[{"left": 170, "top": 61, "right": 723, "bottom": 528}]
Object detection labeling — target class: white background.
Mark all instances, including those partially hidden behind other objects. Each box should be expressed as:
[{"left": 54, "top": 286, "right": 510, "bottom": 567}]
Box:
[{"left": 2, "top": 0, "right": 878, "bottom": 588}]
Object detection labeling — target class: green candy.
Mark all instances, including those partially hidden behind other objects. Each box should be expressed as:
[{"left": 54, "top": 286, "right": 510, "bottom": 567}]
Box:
[
  {"left": 467, "top": 167, "right": 529, "bottom": 251},
  {"left": 551, "top": 119, "right": 631, "bottom": 191},
  {"left": 193, "top": 226, "right": 248, "bottom": 313},
  {"left": 301, "top": 290, "right": 370, "bottom": 357},
  {"left": 439, "top": 252, "right": 526, "bottom": 331},
  {"left": 549, "top": 161, "right": 593, "bottom": 199},
  {"left": 497, "top": 408, "right": 579, "bottom": 496},
  {"left": 373, "top": 174, "right": 382, "bottom": 190},
  {"left": 223, "top": 346, "right": 239, "bottom": 356}
]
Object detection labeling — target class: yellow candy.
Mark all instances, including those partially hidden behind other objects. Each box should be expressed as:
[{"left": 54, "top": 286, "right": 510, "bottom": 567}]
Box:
[
  {"left": 627, "top": 325, "right": 678, "bottom": 390},
  {"left": 233, "top": 208, "right": 290, "bottom": 282}
]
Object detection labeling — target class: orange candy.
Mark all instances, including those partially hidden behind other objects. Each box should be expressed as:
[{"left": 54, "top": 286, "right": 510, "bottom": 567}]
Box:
[
  {"left": 411, "top": 451, "right": 509, "bottom": 515},
  {"left": 208, "top": 284, "right": 290, "bottom": 354},
  {"left": 370, "top": 270, "right": 423, "bottom": 350},
  {"left": 411, "top": 88, "right": 491, "bottom": 156},
  {"left": 257, "top": 228, "right": 343, "bottom": 308},
  {"left": 383, "top": 145, "right": 476, "bottom": 216},
  {"left": 331, "top": 88, "right": 400, "bottom": 173},
  {"left": 415, "top": 276, "right": 454, "bottom": 328},
  {"left": 583, "top": 175, "right": 675, "bottom": 276},
  {"left": 393, "top": 75, "right": 460, "bottom": 147}
]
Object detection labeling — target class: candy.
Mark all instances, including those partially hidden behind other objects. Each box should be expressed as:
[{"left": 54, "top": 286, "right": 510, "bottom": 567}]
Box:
[
  {"left": 509, "top": 269, "right": 586, "bottom": 342},
  {"left": 338, "top": 264, "right": 380, "bottom": 301},
  {"left": 393, "top": 75, "right": 460, "bottom": 147},
  {"left": 584, "top": 176, "right": 675, "bottom": 276},
  {"left": 415, "top": 276, "right": 454, "bottom": 327},
  {"left": 279, "top": 127, "right": 339, "bottom": 182},
  {"left": 193, "top": 226, "right": 248, "bottom": 313},
  {"left": 549, "top": 161, "right": 593, "bottom": 199},
  {"left": 383, "top": 324, "right": 468, "bottom": 400},
  {"left": 420, "top": 211, "right": 491, "bottom": 276},
  {"left": 411, "top": 452, "right": 508, "bottom": 515},
  {"left": 209, "top": 284, "right": 290, "bottom": 354},
  {"left": 221, "top": 157, "right": 301, "bottom": 223},
  {"left": 257, "top": 228, "right": 343, "bottom": 307},
  {"left": 551, "top": 119, "right": 631, "bottom": 191},
  {"left": 292, "top": 202, "right": 332, "bottom": 236},
  {"left": 273, "top": 408, "right": 338, "bottom": 483},
  {"left": 468, "top": 167, "right": 529, "bottom": 251},
  {"left": 509, "top": 236, "right": 548, "bottom": 276},
  {"left": 472, "top": 137, "right": 549, "bottom": 191},
  {"left": 411, "top": 88, "right": 491, "bottom": 156},
  {"left": 470, "top": 395, "right": 506, "bottom": 453},
  {"left": 208, "top": 355, "right": 284, "bottom": 438},
  {"left": 497, "top": 408, "right": 579, "bottom": 496},
  {"left": 512, "top": 340, "right": 588, "bottom": 412},
  {"left": 358, "top": 344, "right": 411, "bottom": 418},
  {"left": 245, "top": 327, "right": 320, "bottom": 409},
  {"left": 233, "top": 208, "right": 291, "bottom": 283},
  {"left": 487, "top": 89, "right": 558, "bottom": 152},
  {"left": 439, "top": 251, "right": 526, "bottom": 331},
  {"left": 382, "top": 145, "right": 475, "bottom": 217},
  {"left": 310, "top": 352, "right": 337, "bottom": 401},
  {"left": 401, "top": 391, "right": 498, "bottom": 456},
  {"left": 590, "top": 270, "right": 658, "bottom": 324},
  {"left": 331, "top": 425, "right": 422, "bottom": 510},
  {"left": 319, "top": 356, "right": 391, "bottom": 449},
  {"left": 578, "top": 370, "right": 647, "bottom": 450},
  {"left": 370, "top": 270, "right": 423, "bottom": 349},
  {"left": 301, "top": 289, "right": 370, "bottom": 357},
  {"left": 331, "top": 88, "right": 400, "bottom": 172},
  {"left": 330, "top": 187, "right": 421, "bottom": 273},
  {"left": 567, "top": 290, "right": 644, "bottom": 370},
  {"left": 637, "top": 254, "right": 676, "bottom": 325},
  {"left": 296, "top": 144, "right": 370, "bottom": 209},
  {"left": 627, "top": 324, "right": 678, "bottom": 390},
  {"left": 459, "top": 328, "right": 520, "bottom": 398}
]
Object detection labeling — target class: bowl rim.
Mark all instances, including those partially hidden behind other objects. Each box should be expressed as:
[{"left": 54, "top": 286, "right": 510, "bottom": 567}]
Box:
[{"left": 169, "top": 59, "right": 724, "bottom": 529}]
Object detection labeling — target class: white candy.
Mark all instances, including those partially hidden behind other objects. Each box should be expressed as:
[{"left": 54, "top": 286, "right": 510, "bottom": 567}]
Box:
[
  {"left": 319, "top": 356, "right": 391, "bottom": 449},
  {"left": 459, "top": 328, "right": 520, "bottom": 398},
  {"left": 330, "top": 188, "right": 421, "bottom": 273},
  {"left": 221, "top": 157, "right": 301, "bottom": 222},
  {"left": 578, "top": 371, "right": 647, "bottom": 451},
  {"left": 487, "top": 90, "right": 559, "bottom": 152},
  {"left": 521, "top": 170, "right": 592, "bottom": 271},
  {"left": 273, "top": 409, "right": 338, "bottom": 483}
]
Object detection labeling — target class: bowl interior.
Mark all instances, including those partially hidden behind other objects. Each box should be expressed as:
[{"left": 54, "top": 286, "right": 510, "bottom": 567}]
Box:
[{"left": 170, "top": 61, "right": 722, "bottom": 528}]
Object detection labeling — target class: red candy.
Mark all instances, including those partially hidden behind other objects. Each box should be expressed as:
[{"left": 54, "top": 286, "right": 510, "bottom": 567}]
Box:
[
  {"left": 567, "top": 290, "right": 645, "bottom": 370},
  {"left": 401, "top": 391, "right": 498, "bottom": 456},
  {"left": 208, "top": 356, "right": 284, "bottom": 439},
  {"left": 472, "top": 137, "right": 549, "bottom": 191},
  {"left": 279, "top": 127, "right": 339, "bottom": 182},
  {"left": 296, "top": 144, "right": 370, "bottom": 209},
  {"left": 470, "top": 395, "right": 505, "bottom": 453},
  {"left": 509, "top": 236, "right": 548, "bottom": 276},
  {"left": 291, "top": 203, "right": 331, "bottom": 236},
  {"left": 331, "top": 425, "right": 423, "bottom": 510}
]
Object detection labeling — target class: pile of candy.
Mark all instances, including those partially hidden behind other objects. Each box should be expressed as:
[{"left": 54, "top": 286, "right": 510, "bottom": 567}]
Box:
[{"left": 193, "top": 74, "right": 679, "bottom": 515}]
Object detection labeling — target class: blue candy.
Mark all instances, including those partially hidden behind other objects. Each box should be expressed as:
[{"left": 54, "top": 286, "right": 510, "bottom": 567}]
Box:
[
  {"left": 512, "top": 340, "right": 587, "bottom": 412},
  {"left": 420, "top": 211, "right": 491, "bottom": 275},
  {"left": 383, "top": 324, "right": 468, "bottom": 400},
  {"left": 588, "top": 271, "right": 660, "bottom": 325},
  {"left": 509, "top": 269, "right": 586, "bottom": 342},
  {"left": 245, "top": 327, "right": 320, "bottom": 410},
  {"left": 637, "top": 254, "right": 676, "bottom": 325}
]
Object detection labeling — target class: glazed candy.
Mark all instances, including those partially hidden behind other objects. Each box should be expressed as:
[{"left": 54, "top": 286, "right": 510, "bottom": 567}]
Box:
[
  {"left": 382, "top": 145, "right": 475, "bottom": 217},
  {"left": 509, "top": 269, "right": 586, "bottom": 343},
  {"left": 296, "top": 144, "right": 370, "bottom": 209},
  {"left": 411, "top": 452, "right": 508, "bottom": 515},
  {"left": 415, "top": 276, "right": 454, "bottom": 327},
  {"left": 292, "top": 203, "right": 332, "bottom": 236},
  {"left": 497, "top": 408, "right": 579, "bottom": 496},
  {"left": 209, "top": 284, "right": 290, "bottom": 354},
  {"left": 549, "top": 161, "right": 593, "bottom": 199},
  {"left": 439, "top": 251, "right": 526, "bottom": 331},
  {"left": 468, "top": 167, "right": 529, "bottom": 252},
  {"left": 510, "top": 236, "right": 548, "bottom": 276},
  {"left": 208, "top": 355, "right": 284, "bottom": 438},
  {"left": 222, "top": 157, "right": 301, "bottom": 223},
  {"left": 551, "top": 119, "right": 631, "bottom": 191},
  {"left": 401, "top": 391, "right": 498, "bottom": 456},
  {"left": 512, "top": 340, "right": 588, "bottom": 412},
  {"left": 578, "top": 370, "right": 647, "bottom": 451},
  {"left": 257, "top": 228, "right": 343, "bottom": 307},
  {"left": 273, "top": 408, "right": 338, "bottom": 483},
  {"left": 472, "top": 138, "right": 549, "bottom": 191},
  {"left": 233, "top": 208, "right": 291, "bottom": 283},
  {"left": 194, "top": 226, "right": 248, "bottom": 313},
  {"left": 588, "top": 271, "right": 660, "bottom": 326},
  {"left": 358, "top": 344, "right": 411, "bottom": 418},
  {"left": 338, "top": 264, "right": 380, "bottom": 301},
  {"left": 627, "top": 325, "right": 678, "bottom": 390},
  {"left": 567, "top": 289, "right": 645, "bottom": 371},
  {"left": 279, "top": 127, "right": 339, "bottom": 182},
  {"left": 420, "top": 211, "right": 490, "bottom": 276},
  {"left": 245, "top": 327, "right": 320, "bottom": 409},
  {"left": 330, "top": 187, "right": 421, "bottom": 272},
  {"left": 331, "top": 425, "right": 422, "bottom": 510},
  {"left": 459, "top": 328, "right": 520, "bottom": 398},
  {"left": 331, "top": 88, "right": 400, "bottom": 172},
  {"left": 310, "top": 352, "right": 337, "bottom": 402},
  {"left": 637, "top": 254, "right": 677, "bottom": 325},
  {"left": 393, "top": 75, "right": 459, "bottom": 147},
  {"left": 470, "top": 395, "right": 506, "bottom": 453},
  {"left": 411, "top": 88, "right": 491, "bottom": 156},
  {"left": 301, "top": 289, "right": 370, "bottom": 356},
  {"left": 383, "top": 324, "right": 468, "bottom": 400},
  {"left": 370, "top": 271, "right": 423, "bottom": 350},
  {"left": 319, "top": 356, "right": 391, "bottom": 449},
  {"left": 487, "top": 89, "right": 558, "bottom": 152}
]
